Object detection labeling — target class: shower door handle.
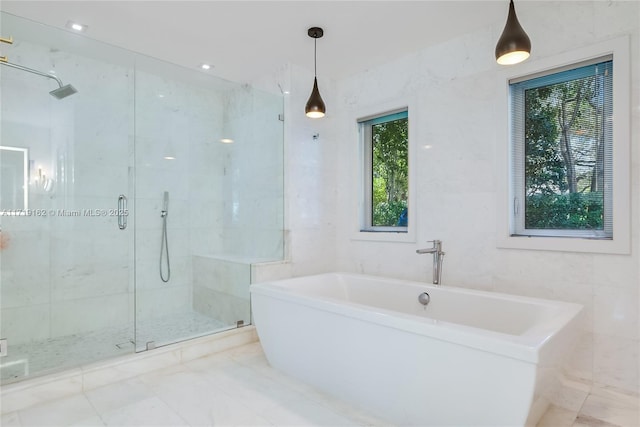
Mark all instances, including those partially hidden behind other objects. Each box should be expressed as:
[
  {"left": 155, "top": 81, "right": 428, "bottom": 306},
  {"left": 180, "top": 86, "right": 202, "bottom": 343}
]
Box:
[{"left": 118, "top": 195, "right": 128, "bottom": 230}]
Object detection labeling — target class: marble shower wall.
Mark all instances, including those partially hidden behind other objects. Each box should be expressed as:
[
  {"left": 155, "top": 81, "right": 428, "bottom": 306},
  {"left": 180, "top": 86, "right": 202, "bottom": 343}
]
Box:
[
  {"left": 217, "top": 85, "right": 284, "bottom": 260},
  {"left": 133, "top": 68, "right": 225, "bottom": 324},
  {"left": 189, "top": 85, "right": 284, "bottom": 327},
  {"left": 135, "top": 74, "right": 285, "bottom": 329}
]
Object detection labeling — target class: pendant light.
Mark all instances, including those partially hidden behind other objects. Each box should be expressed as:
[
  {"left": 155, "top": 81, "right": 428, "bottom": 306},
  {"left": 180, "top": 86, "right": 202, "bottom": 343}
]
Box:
[
  {"left": 495, "top": 0, "right": 531, "bottom": 65},
  {"left": 305, "top": 27, "right": 326, "bottom": 118}
]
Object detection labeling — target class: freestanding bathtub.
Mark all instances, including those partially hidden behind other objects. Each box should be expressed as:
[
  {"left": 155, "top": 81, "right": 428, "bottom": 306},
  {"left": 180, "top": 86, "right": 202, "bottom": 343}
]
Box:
[{"left": 251, "top": 273, "right": 583, "bottom": 426}]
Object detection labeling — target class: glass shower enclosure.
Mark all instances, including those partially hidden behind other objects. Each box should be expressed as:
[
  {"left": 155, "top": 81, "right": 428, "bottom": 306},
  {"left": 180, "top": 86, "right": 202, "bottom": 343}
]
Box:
[{"left": 0, "top": 12, "right": 284, "bottom": 383}]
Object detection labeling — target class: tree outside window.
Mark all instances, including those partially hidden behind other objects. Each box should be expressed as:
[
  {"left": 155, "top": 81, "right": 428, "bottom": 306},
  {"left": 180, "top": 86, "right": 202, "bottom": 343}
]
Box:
[
  {"left": 372, "top": 117, "right": 408, "bottom": 227},
  {"left": 511, "top": 59, "right": 612, "bottom": 237},
  {"left": 359, "top": 110, "right": 409, "bottom": 232}
]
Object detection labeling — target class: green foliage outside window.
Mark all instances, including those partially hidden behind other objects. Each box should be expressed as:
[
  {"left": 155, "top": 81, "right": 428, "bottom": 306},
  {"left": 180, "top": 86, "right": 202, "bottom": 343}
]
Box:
[
  {"left": 523, "top": 65, "right": 608, "bottom": 230},
  {"left": 372, "top": 118, "right": 408, "bottom": 226}
]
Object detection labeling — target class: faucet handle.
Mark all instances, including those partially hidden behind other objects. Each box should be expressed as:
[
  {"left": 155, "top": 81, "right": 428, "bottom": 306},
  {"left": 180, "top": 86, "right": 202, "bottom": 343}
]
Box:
[{"left": 427, "top": 240, "right": 443, "bottom": 252}]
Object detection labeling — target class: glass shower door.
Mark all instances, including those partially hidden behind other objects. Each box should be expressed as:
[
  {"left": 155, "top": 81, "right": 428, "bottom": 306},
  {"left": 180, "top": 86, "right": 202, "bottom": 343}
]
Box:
[
  {"left": 132, "top": 61, "right": 236, "bottom": 351},
  {"left": 0, "top": 12, "right": 136, "bottom": 383},
  {"left": 132, "top": 56, "right": 284, "bottom": 351},
  {"left": 0, "top": 10, "right": 287, "bottom": 383}
]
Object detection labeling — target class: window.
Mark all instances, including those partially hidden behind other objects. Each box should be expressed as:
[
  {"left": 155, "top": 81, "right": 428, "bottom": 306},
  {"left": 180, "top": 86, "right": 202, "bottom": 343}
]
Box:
[
  {"left": 510, "top": 58, "right": 613, "bottom": 238},
  {"left": 497, "top": 37, "right": 630, "bottom": 254},
  {"left": 359, "top": 110, "right": 408, "bottom": 232}
]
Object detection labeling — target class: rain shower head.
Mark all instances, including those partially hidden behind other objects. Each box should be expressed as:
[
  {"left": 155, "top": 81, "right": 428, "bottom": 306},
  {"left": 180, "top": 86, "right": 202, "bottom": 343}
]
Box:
[
  {"left": 0, "top": 60, "right": 78, "bottom": 99},
  {"left": 50, "top": 84, "right": 78, "bottom": 99}
]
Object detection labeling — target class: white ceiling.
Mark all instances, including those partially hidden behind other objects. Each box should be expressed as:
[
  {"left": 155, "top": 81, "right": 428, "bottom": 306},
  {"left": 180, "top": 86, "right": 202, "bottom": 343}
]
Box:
[{"left": 1, "top": 1, "right": 508, "bottom": 83}]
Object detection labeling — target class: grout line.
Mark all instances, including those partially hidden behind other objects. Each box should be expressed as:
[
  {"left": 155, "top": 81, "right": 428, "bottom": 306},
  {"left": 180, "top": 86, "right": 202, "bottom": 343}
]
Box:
[
  {"left": 82, "top": 390, "right": 106, "bottom": 427},
  {"left": 573, "top": 414, "right": 621, "bottom": 427}
]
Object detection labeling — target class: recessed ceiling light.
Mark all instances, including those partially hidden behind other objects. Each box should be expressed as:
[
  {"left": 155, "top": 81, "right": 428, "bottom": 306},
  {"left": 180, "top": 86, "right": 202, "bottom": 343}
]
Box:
[
  {"left": 220, "top": 138, "right": 234, "bottom": 144},
  {"left": 200, "top": 63, "right": 212, "bottom": 70},
  {"left": 66, "top": 20, "right": 87, "bottom": 32}
]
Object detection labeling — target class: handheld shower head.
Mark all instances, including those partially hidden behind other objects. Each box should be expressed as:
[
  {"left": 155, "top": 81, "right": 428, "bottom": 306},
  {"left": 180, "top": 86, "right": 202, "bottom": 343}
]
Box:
[{"left": 161, "top": 191, "right": 169, "bottom": 217}]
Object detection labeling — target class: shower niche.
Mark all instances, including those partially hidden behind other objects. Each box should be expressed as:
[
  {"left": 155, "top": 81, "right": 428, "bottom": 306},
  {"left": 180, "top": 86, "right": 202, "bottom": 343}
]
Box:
[{"left": 0, "top": 12, "right": 284, "bottom": 384}]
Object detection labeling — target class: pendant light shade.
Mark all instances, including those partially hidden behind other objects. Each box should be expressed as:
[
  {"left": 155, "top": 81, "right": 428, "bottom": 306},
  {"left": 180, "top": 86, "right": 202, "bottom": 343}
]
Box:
[
  {"left": 495, "top": 0, "right": 531, "bottom": 65},
  {"left": 305, "top": 27, "right": 326, "bottom": 118},
  {"left": 305, "top": 77, "right": 326, "bottom": 118}
]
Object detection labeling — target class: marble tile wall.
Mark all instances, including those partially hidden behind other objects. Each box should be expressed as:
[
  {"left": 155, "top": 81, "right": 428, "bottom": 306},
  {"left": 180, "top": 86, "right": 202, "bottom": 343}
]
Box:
[
  {"left": 269, "top": 1, "right": 640, "bottom": 394},
  {"left": 200, "top": 85, "right": 285, "bottom": 261},
  {"left": 133, "top": 69, "right": 223, "bottom": 324},
  {"left": 192, "top": 255, "right": 251, "bottom": 326},
  {"left": 134, "top": 68, "right": 284, "bottom": 328},
  {"left": 254, "top": 64, "right": 339, "bottom": 278}
]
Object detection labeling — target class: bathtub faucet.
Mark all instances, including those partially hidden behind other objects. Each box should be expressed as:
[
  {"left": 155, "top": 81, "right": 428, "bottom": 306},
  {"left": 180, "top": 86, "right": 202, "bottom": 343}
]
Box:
[{"left": 416, "top": 240, "right": 445, "bottom": 285}]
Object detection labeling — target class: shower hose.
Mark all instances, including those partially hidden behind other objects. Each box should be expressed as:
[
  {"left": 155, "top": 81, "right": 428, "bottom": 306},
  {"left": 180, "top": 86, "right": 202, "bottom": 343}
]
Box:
[{"left": 160, "top": 210, "right": 171, "bottom": 282}]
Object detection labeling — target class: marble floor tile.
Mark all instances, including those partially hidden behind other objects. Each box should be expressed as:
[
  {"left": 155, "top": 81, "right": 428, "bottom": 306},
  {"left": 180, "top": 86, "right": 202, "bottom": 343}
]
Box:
[
  {"left": 578, "top": 393, "right": 640, "bottom": 427},
  {"left": 259, "top": 395, "right": 363, "bottom": 427},
  {"left": 68, "top": 415, "right": 106, "bottom": 426},
  {"left": 554, "top": 376, "right": 593, "bottom": 412},
  {"left": 17, "top": 394, "right": 98, "bottom": 427},
  {"left": 257, "top": 366, "right": 389, "bottom": 426},
  {"left": 9, "top": 340, "right": 639, "bottom": 427},
  {"left": 536, "top": 405, "right": 577, "bottom": 427},
  {"left": 590, "top": 383, "right": 640, "bottom": 409},
  {"left": 196, "top": 363, "right": 303, "bottom": 413},
  {"left": 0, "top": 411, "right": 22, "bottom": 427},
  {"left": 98, "top": 396, "right": 188, "bottom": 426},
  {"left": 84, "top": 377, "right": 157, "bottom": 415},
  {"left": 156, "top": 377, "right": 271, "bottom": 426}
]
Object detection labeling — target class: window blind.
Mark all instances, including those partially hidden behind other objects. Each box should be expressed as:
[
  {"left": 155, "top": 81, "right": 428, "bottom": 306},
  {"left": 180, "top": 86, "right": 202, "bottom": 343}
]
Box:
[{"left": 510, "top": 58, "right": 613, "bottom": 237}]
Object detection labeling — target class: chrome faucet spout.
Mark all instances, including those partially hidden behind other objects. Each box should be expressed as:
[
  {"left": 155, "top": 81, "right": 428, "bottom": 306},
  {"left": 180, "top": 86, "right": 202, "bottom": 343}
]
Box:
[
  {"left": 416, "top": 240, "right": 445, "bottom": 285},
  {"left": 416, "top": 248, "right": 437, "bottom": 254}
]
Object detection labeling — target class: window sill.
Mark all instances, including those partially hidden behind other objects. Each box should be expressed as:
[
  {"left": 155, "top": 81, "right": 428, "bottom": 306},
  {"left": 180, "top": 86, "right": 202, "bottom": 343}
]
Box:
[
  {"left": 360, "top": 227, "right": 408, "bottom": 233},
  {"left": 351, "top": 229, "right": 416, "bottom": 243},
  {"left": 496, "top": 234, "right": 629, "bottom": 254}
]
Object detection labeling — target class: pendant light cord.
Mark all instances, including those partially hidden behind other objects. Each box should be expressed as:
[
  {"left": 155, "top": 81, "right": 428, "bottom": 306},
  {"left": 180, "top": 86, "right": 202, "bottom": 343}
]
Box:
[{"left": 314, "top": 38, "right": 317, "bottom": 77}]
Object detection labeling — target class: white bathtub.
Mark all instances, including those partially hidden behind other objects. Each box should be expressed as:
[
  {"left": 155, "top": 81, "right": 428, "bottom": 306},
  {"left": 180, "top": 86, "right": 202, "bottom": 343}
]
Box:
[{"left": 251, "top": 273, "right": 583, "bottom": 426}]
